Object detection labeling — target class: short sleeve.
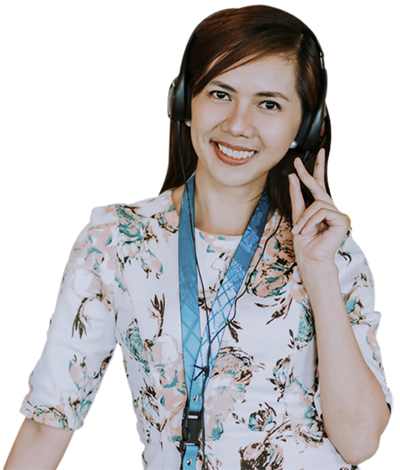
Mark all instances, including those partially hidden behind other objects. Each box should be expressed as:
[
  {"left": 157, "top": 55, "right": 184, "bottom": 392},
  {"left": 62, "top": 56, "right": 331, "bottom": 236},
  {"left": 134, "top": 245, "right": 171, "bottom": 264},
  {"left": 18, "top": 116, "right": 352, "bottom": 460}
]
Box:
[
  {"left": 20, "top": 206, "right": 120, "bottom": 430},
  {"left": 315, "top": 230, "right": 392, "bottom": 416}
]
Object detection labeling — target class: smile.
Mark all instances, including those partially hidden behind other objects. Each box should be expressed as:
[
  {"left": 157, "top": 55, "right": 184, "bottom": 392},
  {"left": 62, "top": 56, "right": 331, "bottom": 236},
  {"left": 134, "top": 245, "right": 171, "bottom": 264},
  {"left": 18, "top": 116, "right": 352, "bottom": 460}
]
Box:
[
  {"left": 216, "top": 142, "right": 255, "bottom": 160},
  {"left": 212, "top": 142, "right": 256, "bottom": 166}
]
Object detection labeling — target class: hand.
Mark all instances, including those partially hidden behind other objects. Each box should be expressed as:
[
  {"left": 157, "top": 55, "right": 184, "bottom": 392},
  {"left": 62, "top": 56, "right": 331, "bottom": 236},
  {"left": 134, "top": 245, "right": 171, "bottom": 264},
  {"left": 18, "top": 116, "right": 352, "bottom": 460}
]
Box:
[{"left": 288, "top": 149, "right": 351, "bottom": 271}]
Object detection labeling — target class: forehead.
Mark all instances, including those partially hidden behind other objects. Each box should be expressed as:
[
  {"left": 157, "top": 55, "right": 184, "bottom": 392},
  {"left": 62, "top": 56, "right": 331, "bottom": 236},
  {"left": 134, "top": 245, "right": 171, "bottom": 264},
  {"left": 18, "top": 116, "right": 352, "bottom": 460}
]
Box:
[{"left": 209, "top": 55, "right": 298, "bottom": 95}]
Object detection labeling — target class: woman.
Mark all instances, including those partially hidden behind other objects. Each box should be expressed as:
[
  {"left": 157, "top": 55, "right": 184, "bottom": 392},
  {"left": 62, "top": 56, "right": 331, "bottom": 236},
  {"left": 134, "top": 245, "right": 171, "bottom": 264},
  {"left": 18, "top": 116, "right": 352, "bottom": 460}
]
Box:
[{"left": 5, "top": 5, "right": 391, "bottom": 470}]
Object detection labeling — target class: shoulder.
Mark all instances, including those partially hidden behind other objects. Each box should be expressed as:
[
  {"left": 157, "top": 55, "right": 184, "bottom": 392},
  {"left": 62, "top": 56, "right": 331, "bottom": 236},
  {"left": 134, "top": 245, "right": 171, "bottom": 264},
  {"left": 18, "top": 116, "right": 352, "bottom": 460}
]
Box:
[
  {"left": 80, "top": 190, "right": 176, "bottom": 238},
  {"left": 90, "top": 190, "right": 176, "bottom": 228}
]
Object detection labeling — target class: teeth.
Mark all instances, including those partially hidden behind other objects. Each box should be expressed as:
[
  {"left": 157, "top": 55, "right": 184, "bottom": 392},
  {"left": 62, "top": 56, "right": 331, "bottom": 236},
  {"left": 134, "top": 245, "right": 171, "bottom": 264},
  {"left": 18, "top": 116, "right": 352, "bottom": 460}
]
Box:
[{"left": 217, "top": 143, "right": 255, "bottom": 159}]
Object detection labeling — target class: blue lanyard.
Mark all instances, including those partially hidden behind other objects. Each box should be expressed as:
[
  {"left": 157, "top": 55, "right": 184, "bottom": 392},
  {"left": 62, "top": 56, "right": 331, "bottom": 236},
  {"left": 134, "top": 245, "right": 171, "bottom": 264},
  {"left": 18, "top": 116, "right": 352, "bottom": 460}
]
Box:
[{"left": 178, "top": 175, "right": 270, "bottom": 469}]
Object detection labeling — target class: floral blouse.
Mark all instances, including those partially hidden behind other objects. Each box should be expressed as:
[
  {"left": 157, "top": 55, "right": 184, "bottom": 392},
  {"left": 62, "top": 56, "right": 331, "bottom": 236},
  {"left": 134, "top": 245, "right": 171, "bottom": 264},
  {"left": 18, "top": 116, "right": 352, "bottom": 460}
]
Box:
[{"left": 20, "top": 190, "right": 392, "bottom": 470}]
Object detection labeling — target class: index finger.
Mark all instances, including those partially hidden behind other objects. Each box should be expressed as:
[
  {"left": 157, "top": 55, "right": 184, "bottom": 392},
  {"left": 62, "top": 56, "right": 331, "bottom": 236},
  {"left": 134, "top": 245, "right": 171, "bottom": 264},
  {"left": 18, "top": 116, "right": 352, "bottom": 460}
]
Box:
[
  {"left": 288, "top": 172, "right": 305, "bottom": 225},
  {"left": 313, "top": 148, "right": 326, "bottom": 190},
  {"left": 293, "top": 157, "right": 332, "bottom": 204}
]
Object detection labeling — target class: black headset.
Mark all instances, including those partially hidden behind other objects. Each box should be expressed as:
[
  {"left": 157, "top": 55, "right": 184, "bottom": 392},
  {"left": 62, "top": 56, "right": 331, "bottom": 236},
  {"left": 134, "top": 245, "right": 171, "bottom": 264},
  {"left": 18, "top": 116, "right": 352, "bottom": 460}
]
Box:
[{"left": 167, "top": 18, "right": 328, "bottom": 171}]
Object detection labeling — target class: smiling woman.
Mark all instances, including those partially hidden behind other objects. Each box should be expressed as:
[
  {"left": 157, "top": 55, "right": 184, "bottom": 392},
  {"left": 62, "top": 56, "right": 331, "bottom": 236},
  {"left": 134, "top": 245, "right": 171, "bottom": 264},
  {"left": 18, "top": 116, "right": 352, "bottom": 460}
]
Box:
[
  {"left": 4, "top": 4, "right": 392, "bottom": 470},
  {"left": 187, "top": 57, "right": 302, "bottom": 236},
  {"left": 164, "top": 5, "right": 331, "bottom": 227}
]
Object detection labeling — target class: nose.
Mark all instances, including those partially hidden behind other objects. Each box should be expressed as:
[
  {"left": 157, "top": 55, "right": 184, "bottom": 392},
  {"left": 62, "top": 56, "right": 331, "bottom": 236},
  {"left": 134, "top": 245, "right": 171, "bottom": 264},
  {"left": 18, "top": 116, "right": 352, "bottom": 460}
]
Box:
[{"left": 221, "top": 102, "right": 254, "bottom": 138}]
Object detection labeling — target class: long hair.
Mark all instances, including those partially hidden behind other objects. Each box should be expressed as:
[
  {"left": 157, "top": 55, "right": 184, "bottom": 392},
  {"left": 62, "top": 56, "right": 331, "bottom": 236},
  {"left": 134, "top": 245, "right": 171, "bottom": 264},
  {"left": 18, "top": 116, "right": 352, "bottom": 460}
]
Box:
[{"left": 160, "top": 5, "right": 331, "bottom": 222}]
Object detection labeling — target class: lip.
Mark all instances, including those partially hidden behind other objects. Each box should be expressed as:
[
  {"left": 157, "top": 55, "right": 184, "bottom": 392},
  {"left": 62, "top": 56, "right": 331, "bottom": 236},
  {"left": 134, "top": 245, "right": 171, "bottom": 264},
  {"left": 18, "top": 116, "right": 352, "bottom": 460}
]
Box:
[
  {"left": 212, "top": 141, "right": 256, "bottom": 166},
  {"left": 215, "top": 140, "right": 257, "bottom": 152}
]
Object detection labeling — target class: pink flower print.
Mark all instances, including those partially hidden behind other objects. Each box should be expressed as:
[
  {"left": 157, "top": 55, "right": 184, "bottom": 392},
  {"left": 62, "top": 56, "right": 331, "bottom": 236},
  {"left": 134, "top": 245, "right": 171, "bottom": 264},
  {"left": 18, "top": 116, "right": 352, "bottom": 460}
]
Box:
[
  {"left": 68, "top": 355, "right": 87, "bottom": 390},
  {"left": 147, "top": 334, "right": 186, "bottom": 442},
  {"left": 68, "top": 351, "right": 113, "bottom": 427},
  {"left": 343, "top": 283, "right": 366, "bottom": 326},
  {"left": 367, "top": 326, "right": 383, "bottom": 368},
  {"left": 286, "top": 379, "right": 325, "bottom": 449},
  {"left": 239, "top": 440, "right": 284, "bottom": 470},
  {"left": 152, "top": 208, "right": 179, "bottom": 242},
  {"left": 148, "top": 335, "right": 184, "bottom": 391},
  {"left": 199, "top": 232, "right": 237, "bottom": 255},
  {"left": 27, "top": 396, "right": 69, "bottom": 429},
  {"left": 204, "top": 344, "right": 260, "bottom": 441},
  {"left": 141, "top": 249, "right": 163, "bottom": 279},
  {"left": 120, "top": 239, "right": 140, "bottom": 260},
  {"left": 248, "top": 218, "right": 296, "bottom": 298}
]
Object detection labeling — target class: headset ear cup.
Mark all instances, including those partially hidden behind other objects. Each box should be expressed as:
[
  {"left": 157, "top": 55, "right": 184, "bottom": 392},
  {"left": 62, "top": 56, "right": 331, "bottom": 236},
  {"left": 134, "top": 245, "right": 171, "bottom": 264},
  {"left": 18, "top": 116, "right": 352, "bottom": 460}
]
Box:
[
  {"left": 168, "top": 74, "right": 188, "bottom": 122},
  {"left": 168, "top": 80, "right": 177, "bottom": 119},
  {"left": 304, "top": 95, "right": 326, "bottom": 153},
  {"left": 186, "top": 86, "right": 192, "bottom": 120},
  {"left": 168, "top": 28, "right": 197, "bottom": 122},
  {"left": 295, "top": 111, "right": 313, "bottom": 149}
]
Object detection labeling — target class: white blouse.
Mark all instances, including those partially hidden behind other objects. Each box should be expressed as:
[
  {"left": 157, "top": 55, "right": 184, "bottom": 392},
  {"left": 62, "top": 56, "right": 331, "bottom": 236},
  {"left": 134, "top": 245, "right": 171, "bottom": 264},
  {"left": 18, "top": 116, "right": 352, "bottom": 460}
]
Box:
[{"left": 21, "top": 190, "right": 392, "bottom": 470}]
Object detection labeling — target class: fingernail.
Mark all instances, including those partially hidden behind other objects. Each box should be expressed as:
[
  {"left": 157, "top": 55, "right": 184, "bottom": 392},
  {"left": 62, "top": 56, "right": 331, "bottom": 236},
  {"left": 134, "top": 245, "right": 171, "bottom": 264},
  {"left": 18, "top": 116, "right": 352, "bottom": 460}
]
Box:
[{"left": 292, "top": 224, "right": 299, "bottom": 234}]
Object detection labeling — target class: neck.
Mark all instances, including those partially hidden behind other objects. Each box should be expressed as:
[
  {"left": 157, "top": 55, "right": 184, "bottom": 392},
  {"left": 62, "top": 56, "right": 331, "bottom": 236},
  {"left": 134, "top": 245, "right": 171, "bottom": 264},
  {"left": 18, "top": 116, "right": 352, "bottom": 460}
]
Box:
[
  {"left": 172, "top": 174, "right": 267, "bottom": 237},
  {"left": 195, "top": 183, "right": 264, "bottom": 236}
]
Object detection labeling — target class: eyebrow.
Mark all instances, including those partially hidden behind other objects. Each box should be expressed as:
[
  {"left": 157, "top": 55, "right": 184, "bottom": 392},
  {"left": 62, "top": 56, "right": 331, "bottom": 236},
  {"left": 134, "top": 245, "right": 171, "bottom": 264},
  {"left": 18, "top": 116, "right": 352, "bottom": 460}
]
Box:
[{"left": 209, "top": 80, "right": 290, "bottom": 102}]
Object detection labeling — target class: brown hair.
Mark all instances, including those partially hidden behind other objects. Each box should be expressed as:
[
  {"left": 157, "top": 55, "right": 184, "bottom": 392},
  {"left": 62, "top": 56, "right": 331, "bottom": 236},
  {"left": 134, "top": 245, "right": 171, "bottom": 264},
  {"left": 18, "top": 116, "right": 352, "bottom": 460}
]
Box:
[{"left": 160, "top": 5, "right": 331, "bottom": 222}]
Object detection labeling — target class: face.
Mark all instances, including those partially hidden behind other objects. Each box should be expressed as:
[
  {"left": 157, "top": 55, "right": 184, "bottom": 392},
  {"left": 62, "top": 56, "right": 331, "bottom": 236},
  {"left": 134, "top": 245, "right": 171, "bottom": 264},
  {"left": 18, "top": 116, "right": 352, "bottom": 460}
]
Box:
[{"left": 190, "top": 55, "right": 302, "bottom": 197}]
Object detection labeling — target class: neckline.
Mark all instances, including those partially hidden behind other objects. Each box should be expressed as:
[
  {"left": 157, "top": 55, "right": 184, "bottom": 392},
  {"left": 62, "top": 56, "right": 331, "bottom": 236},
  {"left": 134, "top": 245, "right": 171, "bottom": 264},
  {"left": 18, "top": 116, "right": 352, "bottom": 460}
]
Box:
[{"left": 165, "top": 188, "right": 279, "bottom": 240}]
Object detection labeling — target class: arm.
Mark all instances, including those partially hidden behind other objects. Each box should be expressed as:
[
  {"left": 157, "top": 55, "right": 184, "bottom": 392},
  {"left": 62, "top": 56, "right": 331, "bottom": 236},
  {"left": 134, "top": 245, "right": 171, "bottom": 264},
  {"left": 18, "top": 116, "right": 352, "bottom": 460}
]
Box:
[
  {"left": 300, "top": 261, "right": 390, "bottom": 464},
  {"left": 4, "top": 418, "right": 74, "bottom": 470},
  {"left": 289, "top": 149, "right": 390, "bottom": 464}
]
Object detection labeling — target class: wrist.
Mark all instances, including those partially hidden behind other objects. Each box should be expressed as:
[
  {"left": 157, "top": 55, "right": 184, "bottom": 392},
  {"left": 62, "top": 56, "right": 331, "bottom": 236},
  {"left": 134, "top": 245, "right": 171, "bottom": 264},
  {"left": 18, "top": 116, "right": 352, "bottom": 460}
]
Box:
[{"left": 298, "top": 259, "right": 338, "bottom": 284}]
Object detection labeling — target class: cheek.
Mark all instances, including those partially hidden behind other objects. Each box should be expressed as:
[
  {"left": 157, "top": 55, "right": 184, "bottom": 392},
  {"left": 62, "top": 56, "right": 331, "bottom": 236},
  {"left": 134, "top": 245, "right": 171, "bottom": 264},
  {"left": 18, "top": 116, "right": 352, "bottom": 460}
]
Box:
[
  {"left": 274, "top": 113, "right": 302, "bottom": 148},
  {"left": 260, "top": 119, "right": 298, "bottom": 150}
]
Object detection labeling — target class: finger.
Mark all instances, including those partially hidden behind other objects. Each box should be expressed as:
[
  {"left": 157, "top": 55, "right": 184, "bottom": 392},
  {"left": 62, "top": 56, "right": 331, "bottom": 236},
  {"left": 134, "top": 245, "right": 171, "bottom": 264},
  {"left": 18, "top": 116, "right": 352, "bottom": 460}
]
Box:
[
  {"left": 293, "top": 157, "right": 332, "bottom": 205},
  {"left": 313, "top": 149, "right": 326, "bottom": 190},
  {"left": 298, "top": 207, "right": 351, "bottom": 237},
  {"left": 292, "top": 200, "right": 337, "bottom": 233},
  {"left": 288, "top": 172, "right": 305, "bottom": 226}
]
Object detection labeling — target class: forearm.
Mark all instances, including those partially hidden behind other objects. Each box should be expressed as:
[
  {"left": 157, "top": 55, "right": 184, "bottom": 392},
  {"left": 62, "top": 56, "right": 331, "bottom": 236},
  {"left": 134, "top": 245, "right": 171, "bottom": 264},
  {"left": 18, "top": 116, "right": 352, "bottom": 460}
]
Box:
[
  {"left": 4, "top": 417, "right": 74, "bottom": 470},
  {"left": 302, "top": 263, "right": 390, "bottom": 464}
]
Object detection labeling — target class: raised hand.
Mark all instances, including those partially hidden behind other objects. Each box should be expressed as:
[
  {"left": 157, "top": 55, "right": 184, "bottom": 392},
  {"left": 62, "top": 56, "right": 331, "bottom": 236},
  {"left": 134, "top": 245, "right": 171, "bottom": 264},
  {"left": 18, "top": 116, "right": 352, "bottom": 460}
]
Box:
[{"left": 288, "top": 149, "right": 351, "bottom": 273}]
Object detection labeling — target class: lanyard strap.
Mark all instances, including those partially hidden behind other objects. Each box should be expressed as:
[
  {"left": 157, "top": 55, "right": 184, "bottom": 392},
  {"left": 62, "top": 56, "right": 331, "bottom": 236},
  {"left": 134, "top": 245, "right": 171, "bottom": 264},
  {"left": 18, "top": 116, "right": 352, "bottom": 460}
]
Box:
[{"left": 178, "top": 175, "right": 269, "bottom": 469}]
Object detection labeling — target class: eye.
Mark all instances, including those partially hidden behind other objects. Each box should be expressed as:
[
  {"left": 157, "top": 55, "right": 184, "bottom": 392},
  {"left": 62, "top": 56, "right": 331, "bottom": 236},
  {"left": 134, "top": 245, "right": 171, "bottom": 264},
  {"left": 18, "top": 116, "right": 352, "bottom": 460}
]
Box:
[
  {"left": 260, "top": 101, "right": 281, "bottom": 110},
  {"left": 209, "top": 90, "right": 230, "bottom": 100}
]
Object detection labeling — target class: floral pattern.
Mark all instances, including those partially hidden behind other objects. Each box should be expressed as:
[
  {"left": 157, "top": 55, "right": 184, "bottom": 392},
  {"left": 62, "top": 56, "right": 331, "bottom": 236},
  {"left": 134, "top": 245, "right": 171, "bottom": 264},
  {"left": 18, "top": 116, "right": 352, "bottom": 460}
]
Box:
[{"left": 21, "top": 191, "right": 392, "bottom": 469}]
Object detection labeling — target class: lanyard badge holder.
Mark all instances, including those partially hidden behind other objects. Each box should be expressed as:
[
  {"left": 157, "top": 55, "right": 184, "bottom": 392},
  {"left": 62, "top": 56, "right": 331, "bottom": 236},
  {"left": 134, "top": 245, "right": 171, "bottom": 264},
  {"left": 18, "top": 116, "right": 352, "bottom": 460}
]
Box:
[{"left": 178, "top": 175, "right": 270, "bottom": 468}]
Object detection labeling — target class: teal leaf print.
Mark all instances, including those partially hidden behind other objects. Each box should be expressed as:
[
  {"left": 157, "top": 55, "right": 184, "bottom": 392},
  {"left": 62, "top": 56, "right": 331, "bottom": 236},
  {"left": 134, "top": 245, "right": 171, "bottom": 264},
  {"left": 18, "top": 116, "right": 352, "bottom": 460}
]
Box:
[
  {"left": 248, "top": 403, "right": 277, "bottom": 432},
  {"left": 269, "top": 356, "right": 293, "bottom": 401},
  {"left": 286, "top": 378, "right": 326, "bottom": 448},
  {"left": 124, "top": 318, "right": 150, "bottom": 373},
  {"left": 297, "top": 301, "right": 315, "bottom": 345}
]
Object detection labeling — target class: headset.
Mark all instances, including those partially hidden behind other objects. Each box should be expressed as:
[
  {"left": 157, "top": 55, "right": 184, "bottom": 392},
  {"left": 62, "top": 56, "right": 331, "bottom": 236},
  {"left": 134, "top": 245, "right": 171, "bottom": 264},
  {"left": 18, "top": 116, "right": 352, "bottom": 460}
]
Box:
[{"left": 167, "top": 19, "right": 328, "bottom": 173}]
